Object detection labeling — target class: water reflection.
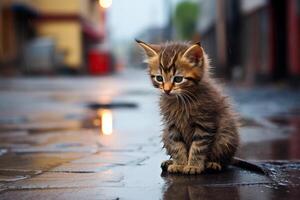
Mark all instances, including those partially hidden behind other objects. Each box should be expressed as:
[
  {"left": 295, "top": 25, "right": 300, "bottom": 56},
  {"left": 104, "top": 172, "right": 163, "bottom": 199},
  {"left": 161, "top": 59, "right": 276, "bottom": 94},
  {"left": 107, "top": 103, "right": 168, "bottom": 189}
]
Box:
[
  {"left": 161, "top": 172, "right": 240, "bottom": 200},
  {"left": 86, "top": 101, "right": 138, "bottom": 136},
  {"left": 93, "top": 109, "right": 113, "bottom": 135}
]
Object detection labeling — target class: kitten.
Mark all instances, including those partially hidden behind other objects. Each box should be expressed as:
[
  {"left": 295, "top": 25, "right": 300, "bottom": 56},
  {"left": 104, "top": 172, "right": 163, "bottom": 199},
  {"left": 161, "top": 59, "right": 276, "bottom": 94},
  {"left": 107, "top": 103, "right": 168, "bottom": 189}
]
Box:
[{"left": 136, "top": 40, "right": 264, "bottom": 175}]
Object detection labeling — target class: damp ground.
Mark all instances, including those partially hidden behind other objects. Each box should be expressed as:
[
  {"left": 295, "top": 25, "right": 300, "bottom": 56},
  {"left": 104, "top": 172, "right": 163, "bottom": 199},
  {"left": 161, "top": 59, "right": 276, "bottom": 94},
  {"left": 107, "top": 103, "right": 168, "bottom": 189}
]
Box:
[{"left": 0, "top": 69, "right": 299, "bottom": 199}]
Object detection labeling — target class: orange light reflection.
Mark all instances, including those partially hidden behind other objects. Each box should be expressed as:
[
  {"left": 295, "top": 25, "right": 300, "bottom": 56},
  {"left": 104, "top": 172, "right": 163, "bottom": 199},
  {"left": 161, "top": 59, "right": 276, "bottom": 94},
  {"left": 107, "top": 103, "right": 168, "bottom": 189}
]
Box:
[{"left": 97, "top": 109, "right": 113, "bottom": 135}]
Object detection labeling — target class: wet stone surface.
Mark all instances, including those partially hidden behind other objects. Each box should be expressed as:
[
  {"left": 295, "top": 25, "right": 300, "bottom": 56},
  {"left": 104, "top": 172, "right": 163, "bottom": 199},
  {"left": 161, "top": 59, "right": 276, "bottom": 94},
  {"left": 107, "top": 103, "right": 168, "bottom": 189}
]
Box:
[{"left": 0, "top": 70, "right": 299, "bottom": 199}]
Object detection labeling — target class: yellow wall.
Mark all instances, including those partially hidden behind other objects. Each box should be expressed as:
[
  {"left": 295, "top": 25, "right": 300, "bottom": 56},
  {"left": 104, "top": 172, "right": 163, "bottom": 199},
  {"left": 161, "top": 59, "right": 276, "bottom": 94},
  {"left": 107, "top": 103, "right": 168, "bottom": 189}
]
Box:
[
  {"left": 31, "top": 0, "right": 81, "bottom": 14},
  {"left": 31, "top": 0, "right": 103, "bottom": 69},
  {"left": 37, "top": 22, "right": 82, "bottom": 68},
  {"left": 32, "top": 0, "right": 83, "bottom": 68},
  {"left": 31, "top": 0, "right": 101, "bottom": 22}
]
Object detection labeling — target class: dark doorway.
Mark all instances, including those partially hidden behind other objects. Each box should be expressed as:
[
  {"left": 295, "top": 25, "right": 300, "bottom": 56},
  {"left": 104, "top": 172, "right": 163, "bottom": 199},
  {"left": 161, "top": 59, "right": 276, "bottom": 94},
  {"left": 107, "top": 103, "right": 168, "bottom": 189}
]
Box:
[{"left": 270, "top": 0, "right": 288, "bottom": 80}]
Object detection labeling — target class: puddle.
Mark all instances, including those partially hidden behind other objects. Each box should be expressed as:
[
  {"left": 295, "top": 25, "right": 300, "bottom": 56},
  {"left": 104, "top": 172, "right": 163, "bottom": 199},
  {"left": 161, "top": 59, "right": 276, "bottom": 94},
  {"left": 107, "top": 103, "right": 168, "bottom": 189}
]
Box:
[
  {"left": 83, "top": 101, "right": 138, "bottom": 136},
  {"left": 160, "top": 162, "right": 300, "bottom": 199},
  {"left": 95, "top": 109, "right": 113, "bottom": 135},
  {"left": 0, "top": 101, "right": 137, "bottom": 136},
  {"left": 0, "top": 101, "right": 139, "bottom": 157},
  {"left": 81, "top": 109, "right": 113, "bottom": 136},
  {"left": 239, "top": 107, "right": 300, "bottom": 161},
  {"left": 261, "top": 161, "right": 300, "bottom": 188},
  {"left": 237, "top": 108, "right": 300, "bottom": 189}
]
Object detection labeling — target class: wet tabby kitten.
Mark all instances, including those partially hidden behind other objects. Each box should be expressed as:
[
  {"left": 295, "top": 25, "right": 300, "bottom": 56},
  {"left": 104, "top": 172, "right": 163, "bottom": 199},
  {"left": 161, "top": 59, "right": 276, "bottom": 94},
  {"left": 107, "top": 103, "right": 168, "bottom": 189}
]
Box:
[{"left": 136, "top": 40, "right": 260, "bottom": 175}]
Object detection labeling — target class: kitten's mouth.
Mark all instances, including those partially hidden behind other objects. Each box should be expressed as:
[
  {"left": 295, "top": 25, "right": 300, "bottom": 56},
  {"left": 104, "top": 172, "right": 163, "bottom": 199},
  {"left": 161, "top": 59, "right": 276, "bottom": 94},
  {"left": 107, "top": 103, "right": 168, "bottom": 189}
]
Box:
[
  {"left": 160, "top": 88, "right": 178, "bottom": 96},
  {"left": 162, "top": 91, "right": 176, "bottom": 97},
  {"left": 164, "top": 90, "right": 171, "bottom": 95}
]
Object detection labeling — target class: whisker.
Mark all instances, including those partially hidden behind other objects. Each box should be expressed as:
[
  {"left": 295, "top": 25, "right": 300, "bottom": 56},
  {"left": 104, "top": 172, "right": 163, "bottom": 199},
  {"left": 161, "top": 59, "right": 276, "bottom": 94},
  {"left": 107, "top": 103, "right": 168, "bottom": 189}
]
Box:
[
  {"left": 183, "top": 90, "right": 198, "bottom": 101},
  {"left": 181, "top": 93, "right": 191, "bottom": 113},
  {"left": 178, "top": 94, "right": 188, "bottom": 114},
  {"left": 174, "top": 94, "right": 183, "bottom": 115},
  {"left": 184, "top": 93, "right": 196, "bottom": 108},
  {"left": 181, "top": 93, "right": 192, "bottom": 110}
]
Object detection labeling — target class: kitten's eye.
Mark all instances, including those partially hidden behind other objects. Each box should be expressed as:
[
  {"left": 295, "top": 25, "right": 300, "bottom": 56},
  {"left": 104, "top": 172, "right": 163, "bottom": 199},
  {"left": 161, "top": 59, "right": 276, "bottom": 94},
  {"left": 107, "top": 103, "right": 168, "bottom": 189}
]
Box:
[
  {"left": 155, "top": 75, "right": 163, "bottom": 82},
  {"left": 173, "top": 76, "right": 184, "bottom": 83}
]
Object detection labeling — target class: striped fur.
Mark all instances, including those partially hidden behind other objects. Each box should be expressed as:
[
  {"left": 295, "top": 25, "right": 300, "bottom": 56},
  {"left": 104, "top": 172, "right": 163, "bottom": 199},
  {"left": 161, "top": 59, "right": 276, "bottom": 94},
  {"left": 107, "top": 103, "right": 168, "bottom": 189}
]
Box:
[{"left": 136, "top": 40, "right": 239, "bottom": 174}]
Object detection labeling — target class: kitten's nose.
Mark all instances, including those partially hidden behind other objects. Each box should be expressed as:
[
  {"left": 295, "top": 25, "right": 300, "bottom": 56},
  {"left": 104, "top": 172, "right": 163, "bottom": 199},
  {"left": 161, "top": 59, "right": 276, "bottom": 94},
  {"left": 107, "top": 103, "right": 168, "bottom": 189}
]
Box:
[
  {"left": 164, "top": 89, "right": 171, "bottom": 95},
  {"left": 163, "top": 82, "right": 172, "bottom": 95}
]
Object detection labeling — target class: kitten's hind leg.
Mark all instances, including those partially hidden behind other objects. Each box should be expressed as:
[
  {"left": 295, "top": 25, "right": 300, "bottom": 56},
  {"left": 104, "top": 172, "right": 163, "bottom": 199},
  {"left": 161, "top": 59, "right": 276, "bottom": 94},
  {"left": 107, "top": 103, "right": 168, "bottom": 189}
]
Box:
[
  {"left": 205, "top": 162, "right": 222, "bottom": 171},
  {"left": 161, "top": 160, "right": 173, "bottom": 171}
]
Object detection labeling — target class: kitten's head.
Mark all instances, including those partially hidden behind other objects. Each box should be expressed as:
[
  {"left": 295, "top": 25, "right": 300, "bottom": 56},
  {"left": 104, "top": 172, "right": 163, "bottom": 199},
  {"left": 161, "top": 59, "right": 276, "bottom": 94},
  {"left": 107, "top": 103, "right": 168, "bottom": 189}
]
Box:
[{"left": 136, "top": 40, "right": 209, "bottom": 95}]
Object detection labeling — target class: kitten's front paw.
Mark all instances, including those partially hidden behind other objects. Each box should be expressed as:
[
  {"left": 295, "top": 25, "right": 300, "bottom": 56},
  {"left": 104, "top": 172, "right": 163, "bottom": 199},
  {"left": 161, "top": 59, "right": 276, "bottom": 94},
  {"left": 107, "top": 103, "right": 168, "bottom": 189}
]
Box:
[
  {"left": 183, "top": 165, "right": 204, "bottom": 175},
  {"left": 161, "top": 160, "right": 173, "bottom": 171},
  {"left": 167, "top": 164, "right": 184, "bottom": 173}
]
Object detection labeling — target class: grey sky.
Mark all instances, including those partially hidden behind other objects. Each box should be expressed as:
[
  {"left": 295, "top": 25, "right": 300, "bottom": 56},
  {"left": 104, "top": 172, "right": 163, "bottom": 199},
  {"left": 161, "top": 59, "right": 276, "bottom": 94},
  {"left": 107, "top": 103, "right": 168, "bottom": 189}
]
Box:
[{"left": 107, "top": 0, "right": 181, "bottom": 41}]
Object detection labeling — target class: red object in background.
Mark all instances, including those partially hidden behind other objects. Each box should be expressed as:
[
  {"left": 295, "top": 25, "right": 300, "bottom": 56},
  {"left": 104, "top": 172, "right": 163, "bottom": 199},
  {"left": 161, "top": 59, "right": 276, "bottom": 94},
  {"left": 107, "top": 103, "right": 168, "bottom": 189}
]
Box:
[{"left": 88, "top": 49, "right": 110, "bottom": 75}]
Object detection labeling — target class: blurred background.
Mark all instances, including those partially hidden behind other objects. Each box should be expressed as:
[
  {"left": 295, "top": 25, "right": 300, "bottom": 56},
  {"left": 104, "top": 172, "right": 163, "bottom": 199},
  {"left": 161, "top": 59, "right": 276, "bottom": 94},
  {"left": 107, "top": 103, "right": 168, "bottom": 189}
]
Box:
[{"left": 0, "top": 0, "right": 299, "bottom": 84}]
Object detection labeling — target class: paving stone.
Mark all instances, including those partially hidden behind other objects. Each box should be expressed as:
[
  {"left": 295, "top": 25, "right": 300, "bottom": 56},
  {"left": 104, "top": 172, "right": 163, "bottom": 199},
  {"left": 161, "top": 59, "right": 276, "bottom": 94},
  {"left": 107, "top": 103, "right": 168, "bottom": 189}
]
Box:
[
  {"left": 0, "top": 121, "right": 81, "bottom": 133},
  {"left": 0, "top": 188, "right": 109, "bottom": 200},
  {"left": 0, "top": 169, "right": 41, "bottom": 182},
  {"left": 0, "top": 129, "right": 102, "bottom": 154},
  {"left": 0, "top": 131, "right": 29, "bottom": 138},
  {"left": 0, "top": 175, "right": 28, "bottom": 182},
  {"left": 11, "top": 144, "right": 98, "bottom": 154},
  {"left": 72, "top": 151, "right": 148, "bottom": 165},
  {"left": 49, "top": 162, "right": 112, "bottom": 173},
  {"left": 0, "top": 153, "right": 87, "bottom": 171},
  {"left": 8, "top": 171, "right": 123, "bottom": 189},
  {"left": 0, "top": 187, "right": 160, "bottom": 200}
]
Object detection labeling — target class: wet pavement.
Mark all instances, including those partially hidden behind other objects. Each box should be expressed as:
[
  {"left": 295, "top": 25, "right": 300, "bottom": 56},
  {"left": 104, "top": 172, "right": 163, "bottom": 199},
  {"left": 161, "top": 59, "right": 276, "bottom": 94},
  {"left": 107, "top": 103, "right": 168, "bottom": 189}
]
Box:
[{"left": 0, "top": 69, "right": 299, "bottom": 199}]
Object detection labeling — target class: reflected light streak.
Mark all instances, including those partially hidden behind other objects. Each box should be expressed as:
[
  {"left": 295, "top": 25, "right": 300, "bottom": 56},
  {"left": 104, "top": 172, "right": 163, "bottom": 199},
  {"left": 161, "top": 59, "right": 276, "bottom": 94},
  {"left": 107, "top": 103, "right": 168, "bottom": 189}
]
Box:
[{"left": 98, "top": 109, "right": 113, "bottom": 135}]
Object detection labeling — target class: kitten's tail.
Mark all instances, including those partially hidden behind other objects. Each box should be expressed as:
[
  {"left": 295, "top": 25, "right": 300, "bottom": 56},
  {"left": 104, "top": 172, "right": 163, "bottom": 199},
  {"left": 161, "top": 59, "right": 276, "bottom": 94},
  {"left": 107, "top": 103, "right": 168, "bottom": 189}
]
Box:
[{"left": 232, "top": 157, "right": 269, "bottom": 175}]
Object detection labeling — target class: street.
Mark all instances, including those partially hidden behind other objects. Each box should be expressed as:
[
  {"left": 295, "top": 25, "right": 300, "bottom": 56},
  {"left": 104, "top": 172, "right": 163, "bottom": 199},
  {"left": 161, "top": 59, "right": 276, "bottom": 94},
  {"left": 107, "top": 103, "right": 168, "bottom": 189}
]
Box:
[{"left": 0, "top": 69, "right": 299, "bottom": 200}]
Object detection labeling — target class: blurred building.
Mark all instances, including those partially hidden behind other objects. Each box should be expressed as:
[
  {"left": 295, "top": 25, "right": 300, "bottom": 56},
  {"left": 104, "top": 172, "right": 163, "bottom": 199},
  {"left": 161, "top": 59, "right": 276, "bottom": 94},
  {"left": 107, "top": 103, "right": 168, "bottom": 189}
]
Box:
[
  {"left": 198, "top": 0, "right": 300, "bottom": 84},
  {"left": 0, "top": 0, "right": 38, "bottom": 71},
  {"left": 0, "top": 0, "right": 105, "bottom": 73}
]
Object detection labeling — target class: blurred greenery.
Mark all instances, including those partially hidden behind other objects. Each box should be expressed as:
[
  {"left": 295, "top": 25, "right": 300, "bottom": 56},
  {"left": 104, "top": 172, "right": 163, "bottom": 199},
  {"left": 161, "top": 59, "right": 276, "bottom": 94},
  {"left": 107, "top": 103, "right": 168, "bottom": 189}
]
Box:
[{"left": 174, "top": 1, "right": 199, "bottom": 40}]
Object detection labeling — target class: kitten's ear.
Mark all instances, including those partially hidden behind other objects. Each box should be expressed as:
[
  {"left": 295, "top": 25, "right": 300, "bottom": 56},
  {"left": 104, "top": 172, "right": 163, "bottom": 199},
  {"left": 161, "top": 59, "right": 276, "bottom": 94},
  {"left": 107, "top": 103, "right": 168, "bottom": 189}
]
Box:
[
  {"left": 182, "top": 43, "right": 203, "bottom": 66},
  {"left": 135, "top": 39, "right": 160, "bottom": 58}
]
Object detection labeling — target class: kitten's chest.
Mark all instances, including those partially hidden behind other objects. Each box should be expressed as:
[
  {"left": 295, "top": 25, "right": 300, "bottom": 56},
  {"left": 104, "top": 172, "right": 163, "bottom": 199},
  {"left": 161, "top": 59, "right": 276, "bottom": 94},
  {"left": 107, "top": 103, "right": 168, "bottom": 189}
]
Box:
[
  {"left": 160, "top": 99, "right": 194, "bottom": 133},
  {"left": 161, "top": 99, "right": 189, "bottom": 119},
  {"left": 163, "top": 108, "right": 195, "bottom": 147}
]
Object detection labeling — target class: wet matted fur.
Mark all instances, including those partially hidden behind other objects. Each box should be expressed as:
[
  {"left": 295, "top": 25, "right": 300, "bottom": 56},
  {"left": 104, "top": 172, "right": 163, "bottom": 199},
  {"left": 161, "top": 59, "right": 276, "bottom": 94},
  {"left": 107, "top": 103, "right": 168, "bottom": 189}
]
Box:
[{"left": 136, "top": 40, "right": 239, "bottom": 175}]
